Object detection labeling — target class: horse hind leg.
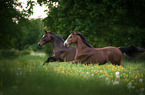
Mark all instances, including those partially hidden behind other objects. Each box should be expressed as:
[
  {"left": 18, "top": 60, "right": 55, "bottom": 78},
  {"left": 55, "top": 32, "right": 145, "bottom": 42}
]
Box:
[
  {"left": 110, "top": 56, "right": 122, "bottom": 66},
  {"left": 97, "top": 59, "right": 107, "bottom": 65},
  {"left": 113, "top": 61, "right": 122, "bottom": 66}
]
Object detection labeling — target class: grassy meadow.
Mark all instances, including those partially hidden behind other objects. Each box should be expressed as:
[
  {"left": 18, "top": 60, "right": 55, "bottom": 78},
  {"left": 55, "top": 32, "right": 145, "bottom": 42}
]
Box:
[{"left": 0, "top": 52, "right": 145, "bottom": 95}]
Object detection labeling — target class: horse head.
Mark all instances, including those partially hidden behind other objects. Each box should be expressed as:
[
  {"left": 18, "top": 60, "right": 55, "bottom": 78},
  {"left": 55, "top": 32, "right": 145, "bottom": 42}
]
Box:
[
  {"left": 64, "top": 31, "right": 78, "bottom": 46},
  {"left": 38, "top": 30, "right": 51, "bottom": 47}
]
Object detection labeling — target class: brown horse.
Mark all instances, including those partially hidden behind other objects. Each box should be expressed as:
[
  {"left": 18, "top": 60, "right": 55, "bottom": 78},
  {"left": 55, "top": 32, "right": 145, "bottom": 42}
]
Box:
[
  {"left": 38, "top": 30, "right": 76, "bottom": 65},
  {"left": 64, "top": 31, "right": 123, "bottom": 65},
  {"left": 64, "top": 31, "right": 145, "bottom": 65}
]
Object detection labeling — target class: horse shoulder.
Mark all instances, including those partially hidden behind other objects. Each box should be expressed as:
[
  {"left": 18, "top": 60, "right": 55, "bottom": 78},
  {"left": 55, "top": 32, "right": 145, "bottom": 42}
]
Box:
[
  {"left": 54, "top": 49, "right": 65, "bottom": 57},
  {"left": 59, "top": 46, "right": 76, "bottom": 61}
]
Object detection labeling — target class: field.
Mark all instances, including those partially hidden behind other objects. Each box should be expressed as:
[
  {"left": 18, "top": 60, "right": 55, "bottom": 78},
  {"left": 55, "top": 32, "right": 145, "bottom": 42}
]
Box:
[{"left": 0, "top": 53, "right": 145, "bottom": 95}]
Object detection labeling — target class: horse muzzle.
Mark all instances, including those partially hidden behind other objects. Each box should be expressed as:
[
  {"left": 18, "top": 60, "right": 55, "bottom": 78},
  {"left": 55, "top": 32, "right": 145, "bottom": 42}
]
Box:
[{"left": 38, "top": 43, "right": 43, "bottom": 47}]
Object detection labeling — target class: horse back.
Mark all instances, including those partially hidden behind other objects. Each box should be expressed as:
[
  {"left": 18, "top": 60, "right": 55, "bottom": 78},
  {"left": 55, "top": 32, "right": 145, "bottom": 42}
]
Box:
[
  {"left": 54, "top": 46, "right": 76, "bottom": 61},
  {"left": 89, "top": 46, "right": 122, "bottom": 64},
  {"left": 96, "top": 46, "right": 122, "bottom": 57}
]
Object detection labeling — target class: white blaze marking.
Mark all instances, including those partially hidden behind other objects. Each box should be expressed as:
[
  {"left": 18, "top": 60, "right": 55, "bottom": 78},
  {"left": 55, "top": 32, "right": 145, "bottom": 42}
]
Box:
[
  {"left": 64, "top": 35, "right": 71, "bottom": 46},
  {"left": 64, "top": 40, "right": 68, "bottom": 46}
]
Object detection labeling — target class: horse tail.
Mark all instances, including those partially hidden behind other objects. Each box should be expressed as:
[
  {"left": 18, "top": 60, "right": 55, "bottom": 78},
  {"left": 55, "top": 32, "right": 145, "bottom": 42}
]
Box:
[{"left": 119, "top": 45, "right": 145, "bottom": 57}]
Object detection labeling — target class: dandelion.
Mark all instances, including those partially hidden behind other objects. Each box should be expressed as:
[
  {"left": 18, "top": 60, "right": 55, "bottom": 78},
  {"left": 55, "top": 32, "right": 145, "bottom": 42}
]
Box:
[
  {"left": 99, "top": 76, "right": 104, "bottom": 78},
  {"left": 91, "top": 74, "right": 94, "bottom": 76},
  {"left": 62, "top": 71, "right": 64, "bottom": 73},
  {"left": 135, "top": 75, "right": 138, "bottom": 79},
  {"left": 115, "top": 71, "right": 120, "bottom": 78},
  {"left": 128, "top": 86, "right": 132, "bottom": 89},
  {"left": 124, "top": 79, "right": 129, "bottom": 82},
  {"left": 115, "top": 71, "right": 119, "bottom": 76},
  {"left": 127, "top": 82, "right": 132, "bottom": 89},
  {"left": 128, "top": 82, "right": 132, "bottom": 85},
  {"left": 20, "top": 72, "right": 22, "bottom": 76},
  {"left": 86, "top": 72, "right": 90, "bottom": 75},
  {"left": 139, "top": 79, "right": 143, "bottom": 83},
  {"left": 132, "top": 86, "right": 135, "bottom": 89},
  {"left": 113, "top": 81, "right": 119, "bottom": 85},
  {"left": 116, "top": 75, "right": 120, "bottom": 78},
  {"left": 106, "top": 77, "right": 109, "bottom": 80}
]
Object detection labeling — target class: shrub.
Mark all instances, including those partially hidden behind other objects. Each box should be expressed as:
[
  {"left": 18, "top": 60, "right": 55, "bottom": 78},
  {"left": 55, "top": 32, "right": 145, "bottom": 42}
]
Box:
[
  {"left": 0, "top": 49, "right": 31, "bottom": 59},
  {"left": 0, "top": 49, "right": 19, "bottom": 59}
]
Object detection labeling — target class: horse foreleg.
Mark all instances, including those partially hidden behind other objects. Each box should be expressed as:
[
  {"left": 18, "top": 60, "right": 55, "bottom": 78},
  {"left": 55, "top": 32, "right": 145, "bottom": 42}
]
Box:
[
  {"left": 43, "top": 57, "right": 59, "bottom": 65},
  {"left": 71, "top": 60, "right": 77, "bottom": 64}
]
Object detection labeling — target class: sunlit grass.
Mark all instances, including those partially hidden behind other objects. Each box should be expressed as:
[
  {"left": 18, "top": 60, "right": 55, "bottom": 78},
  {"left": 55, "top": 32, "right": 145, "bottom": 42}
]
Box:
[{"left": 0, "top": 54, "right": 145, "bottom": 95}]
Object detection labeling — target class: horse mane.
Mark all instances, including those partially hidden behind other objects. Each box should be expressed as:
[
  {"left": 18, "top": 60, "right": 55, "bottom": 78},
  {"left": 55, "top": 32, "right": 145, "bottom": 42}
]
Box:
[
  {"left": 76, "top": 32, "right": 92, "bottom": 48},
  {"left": 49, "top": 32, "right": 64, "bottom": 42}
]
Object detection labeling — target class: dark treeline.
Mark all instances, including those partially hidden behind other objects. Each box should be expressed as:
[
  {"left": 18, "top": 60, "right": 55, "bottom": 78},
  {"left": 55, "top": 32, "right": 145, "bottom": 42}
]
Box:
[
  {"left": 0, "top": 0, "right": 43, "bottom": 51},
  {"left": 0, "top": 0, "right": 145, "bottom": 52},
  {"left": 39, "top": 0, "right": 145, "bottom": 48}
]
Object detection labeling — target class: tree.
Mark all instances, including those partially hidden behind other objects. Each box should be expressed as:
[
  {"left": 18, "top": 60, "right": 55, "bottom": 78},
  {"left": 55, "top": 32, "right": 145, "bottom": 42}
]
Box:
[
  {"left": 0, "top": 0, "right": 35, "bottom": 49},
  {"left": 14, "top": 19, "right": 43, "bottom": 50},
  {"left": 38, "top": 0, "right": 145, "bottom": 47}
]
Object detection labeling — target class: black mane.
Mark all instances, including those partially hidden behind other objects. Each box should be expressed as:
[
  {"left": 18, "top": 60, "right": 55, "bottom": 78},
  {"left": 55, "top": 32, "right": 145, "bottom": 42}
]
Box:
[
  {"left": 76, "top": 32, "right": 92, "bottom": 48},
  {"left": 49, "top": 32, "right": 64, "bottom": 42}
]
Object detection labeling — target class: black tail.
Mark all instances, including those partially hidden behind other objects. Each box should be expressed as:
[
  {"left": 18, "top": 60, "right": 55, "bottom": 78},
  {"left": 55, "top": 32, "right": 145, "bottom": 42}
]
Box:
[{"left": 119, "top": 45, "right": 145, "bottom": 57}]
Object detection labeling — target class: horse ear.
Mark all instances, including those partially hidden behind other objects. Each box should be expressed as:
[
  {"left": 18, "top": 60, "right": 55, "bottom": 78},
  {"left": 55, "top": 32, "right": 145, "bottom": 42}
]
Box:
[
  {"left": 44, "top": 30, "right": 47, "bottom": 34},
  {"left": 70, "top": 30, "right": 75, "bottom": 35}
]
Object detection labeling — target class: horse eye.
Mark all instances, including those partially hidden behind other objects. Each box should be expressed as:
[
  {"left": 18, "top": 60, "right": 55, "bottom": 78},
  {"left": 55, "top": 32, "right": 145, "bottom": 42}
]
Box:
[{"left": 43, "top": 36, "right": 48, "bottom": 38}]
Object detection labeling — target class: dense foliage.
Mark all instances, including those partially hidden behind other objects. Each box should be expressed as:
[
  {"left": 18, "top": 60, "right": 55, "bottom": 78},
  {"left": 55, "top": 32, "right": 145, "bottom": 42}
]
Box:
[
  {"left": 0, "top": 0, "right": 43, "bottom": 51},
  {"left": 0, "top": 0, "right": 23, "bottom": 49},
  {"left": 38, "top": 0, "right": 145, "bottom": 47},
  {"left": 1, "top": 0, "right": 145, "bottom": 56},
  {"left": 14, "top": 19, "right": 43, "bottom": 50}
]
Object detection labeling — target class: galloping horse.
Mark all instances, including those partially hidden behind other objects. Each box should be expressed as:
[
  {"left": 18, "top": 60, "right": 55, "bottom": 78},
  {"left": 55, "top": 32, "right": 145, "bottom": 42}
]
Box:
[
  {"left": 64, "top": 31, "right": 145, "bottom": 65},
  {"left": 38, "top": 30, "right": 76, "bottom": 65}
]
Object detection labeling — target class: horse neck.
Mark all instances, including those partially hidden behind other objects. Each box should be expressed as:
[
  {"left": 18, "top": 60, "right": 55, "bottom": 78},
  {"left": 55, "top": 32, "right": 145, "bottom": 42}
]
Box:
[
  {"left": 50, "top": 36, "right": 64, "bottom": 50},
  {"left": 75, "top": 36, "right": 89, "bottom": 54}
]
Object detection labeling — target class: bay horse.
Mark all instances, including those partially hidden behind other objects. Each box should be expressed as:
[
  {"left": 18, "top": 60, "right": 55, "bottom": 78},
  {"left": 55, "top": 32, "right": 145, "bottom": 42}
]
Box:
[
  {"left": 64, "top": 31, "right": 145, "bottom": 65},
  {"left": 38, "top": 30, "right": 76, "bottom": 65}
]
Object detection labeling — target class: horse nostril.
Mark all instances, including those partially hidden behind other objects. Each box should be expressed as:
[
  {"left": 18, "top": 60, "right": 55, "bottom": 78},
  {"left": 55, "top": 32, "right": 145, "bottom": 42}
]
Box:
[{"left": 38, "top": 44, "right": 41, "bottom": 47}]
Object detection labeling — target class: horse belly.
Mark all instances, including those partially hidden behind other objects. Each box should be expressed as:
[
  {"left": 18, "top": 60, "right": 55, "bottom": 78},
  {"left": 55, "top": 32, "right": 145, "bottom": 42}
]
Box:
[
  {"left": 85, "top": 51, "right": 108, "bottom": 64},
  {"left": 94, "top": 53, "right": 108, "bottom": 64},
  {"left": 64, "top": 51, "right": 76, "bottom": 61}
]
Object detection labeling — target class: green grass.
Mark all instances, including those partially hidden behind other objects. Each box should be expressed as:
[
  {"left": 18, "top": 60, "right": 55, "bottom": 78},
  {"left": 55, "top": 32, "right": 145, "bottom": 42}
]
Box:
[{"left": 0, "top": 54, "right": 145, "bottom": 95}]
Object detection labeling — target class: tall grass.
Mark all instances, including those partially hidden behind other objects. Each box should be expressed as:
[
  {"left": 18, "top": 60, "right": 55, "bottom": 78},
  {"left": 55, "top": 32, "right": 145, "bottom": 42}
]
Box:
[{"left": 0, "top": 54, "right": 145, "bottom": 95}]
